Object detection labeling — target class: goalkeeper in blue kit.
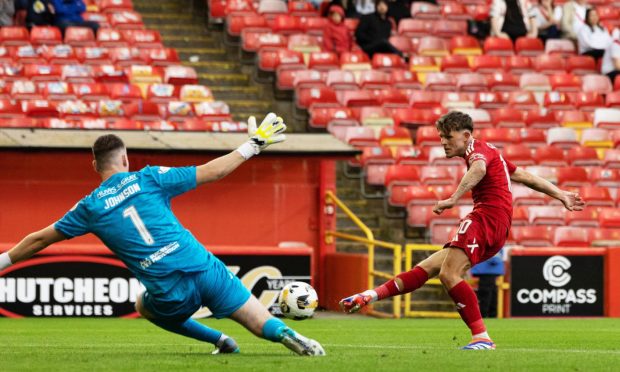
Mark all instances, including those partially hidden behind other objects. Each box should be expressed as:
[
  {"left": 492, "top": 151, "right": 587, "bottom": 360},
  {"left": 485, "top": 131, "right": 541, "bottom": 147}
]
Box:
[{"left": 0, "top": 113, "right": 325, "bottom": 356}]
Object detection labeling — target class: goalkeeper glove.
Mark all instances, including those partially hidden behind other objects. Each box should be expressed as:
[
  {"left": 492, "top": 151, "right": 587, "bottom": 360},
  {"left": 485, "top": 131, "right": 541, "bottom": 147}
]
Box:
[{"left": 236, "top": 113, "right": 287, "bottom": 160}]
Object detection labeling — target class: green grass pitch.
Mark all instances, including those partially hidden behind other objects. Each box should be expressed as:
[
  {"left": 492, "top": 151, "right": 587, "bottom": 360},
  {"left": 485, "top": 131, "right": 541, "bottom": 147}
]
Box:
[{"left": 1, "top": 316, "right": 619, "bottom": 371}]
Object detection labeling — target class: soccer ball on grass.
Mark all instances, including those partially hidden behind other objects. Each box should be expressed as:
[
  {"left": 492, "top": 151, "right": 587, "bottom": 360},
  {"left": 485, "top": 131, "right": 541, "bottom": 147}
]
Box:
[{"left": 278, "top": 281, "right": 318, "bottom": 320}]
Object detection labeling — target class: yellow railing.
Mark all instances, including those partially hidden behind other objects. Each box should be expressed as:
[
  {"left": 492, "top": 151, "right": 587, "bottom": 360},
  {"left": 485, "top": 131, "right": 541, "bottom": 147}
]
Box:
[
  {"left": 404, "top": 244, "right": 510, "bottom": 319},
  {"left": 325, "top": 190, "right": 402, "bottom": 318}
]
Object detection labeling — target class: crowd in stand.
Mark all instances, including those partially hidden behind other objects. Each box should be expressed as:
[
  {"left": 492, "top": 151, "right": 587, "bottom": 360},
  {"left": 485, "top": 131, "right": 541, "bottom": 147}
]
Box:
[
  {"left": 317, "top": 0, "right": 620, "bottom": 82},
  {"left": 0, "top": 0, "right": 98, "bottom": 34}
]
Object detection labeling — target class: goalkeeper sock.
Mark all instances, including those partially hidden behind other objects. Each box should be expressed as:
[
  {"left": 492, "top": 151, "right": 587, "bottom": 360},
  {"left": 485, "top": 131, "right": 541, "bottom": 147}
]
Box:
[
  {"left": 147, "top": 317, "right": 223, "bottom": 345},
  {"left": 261, "top": 317, "right": 287, "bottom": 342},
  {"left": 448, "top": 280, "right": 486, "bottom": 336},
  {"left": 374, "top": 266, "right": 429, "bottom": 300}
]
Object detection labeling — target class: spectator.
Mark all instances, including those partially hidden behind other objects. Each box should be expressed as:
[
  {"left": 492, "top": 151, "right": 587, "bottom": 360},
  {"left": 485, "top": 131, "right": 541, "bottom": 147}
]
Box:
[
  {"left": 355, "top": 0, "right": 405, "bottom": 59},
  {"left": 561, "top": 0, "right": 588, "bottom": 40},
  {"left": 577, "top": 8, "right": 611, "bottom": 62},
  {"left": 320, "top": 0, "right": 359, "bottom": 18},
  {"left": 48, "top": 0, "right": 98, "bottom": 34},
  {"left": 490, "top": 0, "right": 538, "bottom": 42},
  {"left": 355, "top": 0, "right": 375, "bottom": 16},
  {"left": 470, "top": 250, "right": 505, "bottom": 318},
  {"left": 601, "top": 28, "right": 620, "bottom": 84},
  {"left": 323, "top": 5, "right": 353, "bottom": 55},
  {"left": 25, "top": 0, "right": 53, "bottom": 27},
  {"left": 530, "top": 0, "right": 562, "bottom": 42},
  {"left": 387, "top": 0, "right": 410, "bottom": 27},
  {"left": 1, "top": 0, "right": 15, "bottom": 26}
]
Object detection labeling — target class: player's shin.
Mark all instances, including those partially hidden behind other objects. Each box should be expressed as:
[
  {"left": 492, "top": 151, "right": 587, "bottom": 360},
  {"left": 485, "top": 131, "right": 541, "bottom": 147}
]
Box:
[
  {"left": 448, "top": 280, "right": 488, "bottom": 337},
  {"left": 373, "top": 266, "right": 430, "bottom": 301},
  {"left": 261, "top": 317, "right": 325, "bottom": 356}
]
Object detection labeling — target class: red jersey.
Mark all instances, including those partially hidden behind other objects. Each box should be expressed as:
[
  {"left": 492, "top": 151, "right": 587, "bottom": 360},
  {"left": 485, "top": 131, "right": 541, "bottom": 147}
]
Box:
[{"left": 464, "top": 139, "right": 517, "bottom": 226}]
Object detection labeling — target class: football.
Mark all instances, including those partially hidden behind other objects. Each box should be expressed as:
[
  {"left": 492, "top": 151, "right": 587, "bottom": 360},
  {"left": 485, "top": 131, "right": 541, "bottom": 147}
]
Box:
[{"left": 278, "top": 281, "right": 318, "bottom": 320}]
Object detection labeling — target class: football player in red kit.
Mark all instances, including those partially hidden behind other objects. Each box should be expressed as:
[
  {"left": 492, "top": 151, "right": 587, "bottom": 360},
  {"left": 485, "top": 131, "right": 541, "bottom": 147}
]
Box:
[{"left": 339, "top": 111, "right": 585, "bottom": 350}]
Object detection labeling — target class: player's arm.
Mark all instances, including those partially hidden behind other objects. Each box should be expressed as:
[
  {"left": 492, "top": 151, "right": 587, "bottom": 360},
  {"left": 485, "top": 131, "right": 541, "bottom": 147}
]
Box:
[
  {"left": 510, "top": 168, "right": 585, "bottom": 211},
  {"left": 433, "top": 160, "right": 486, "bottom": 215},
  {"left": 0, "top": 225, "right": 66, "bottom": 270},
  {"left": 195, "top": 113, "right": 287, "bottom": 185}
]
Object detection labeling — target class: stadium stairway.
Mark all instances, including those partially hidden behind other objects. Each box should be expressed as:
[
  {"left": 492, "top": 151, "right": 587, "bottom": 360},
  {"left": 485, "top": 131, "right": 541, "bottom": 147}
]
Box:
[{"left": 132, "top": 0, "right": 295, "bottom": 127}]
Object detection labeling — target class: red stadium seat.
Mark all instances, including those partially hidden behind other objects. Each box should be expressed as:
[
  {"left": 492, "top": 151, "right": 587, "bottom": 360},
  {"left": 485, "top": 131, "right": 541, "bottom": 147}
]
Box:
[
  {"left": 73, "top": 82, "right": 109, "bottom": 101},
  {"left": 483, "top": 37, "right": 514, "bottom": 56},
  {"left": 390, "top": 69, "right": 421, "bottom": 90},
  {"left": 549, "top": 73, "right": 582, "bottom": 92},
  {"left": 417, "top": 36, "right": 449, "bottom": 57},
  {"left": 379, "top": 126, "right": 412, "bottom": 146},
  {"left": 373, "top": 88, "right": 409, "bottom": 108},
  {"left": 145, "top": 83, "right": 177, "bottom": 103},
  {"left": 428, "top": 146, "right": 465, "bottom": 166},
  {"left": 545, "top": 39, "right": 576, "bottom": 56},
  {"left": 579, "top": 186, "right": 615, "bottom": 207},
  {"left": 440, "top": 55, "right": 471, "bottom": 73},
  {"left": 271, "top": 15, "right": 303, "bottom": 35},
  {"left": 515, "top": 37, "right": 544, "bottom": 56},
  {"left": 583, "top": 74, "right": 613, "bottom": 94},
  {"left": 408, "top": 90, "right": 443, "bottom": 108},
  {"left": 391, "top": 185, "right": 436, "bottom": 209},
  {"left": 0, "top": 27, "right": 30, "bottom": 46},
  {"left": 590, "top": 168, "right": 620, "bottom": 187},
  {"left": 528, "top": 205, "right": 565, "bottom": 225},
  {"left": 433, "top": 20, "right": 468, "bottom": 38},
  {"left": 372, "top": 53, "right": 406, "bottom": 71},
  {"left": 227, "top": 14, "right": 268, "bottom": 37},
  {"left": 411, "top": 2, "right": 441, "bottom": 19},
  {"left": 420, "top": 166, "right": 455, "bottom": 185},
  {"left": 569, "top": 92, "right": 605, "bottom": 111},
  {"left": 471, "top": 55, "right": 503, "bottom": 73},
  {"left": 449, "top": 35, "right": 482, "bottom": 56},
  {"left": 121, "top": 29, "right": 163, "bottom": 49},
  {"left": 440, "top": 91, "right": 475, "bottom": 109},
  {"left": 124, "top": 101, "right": 162, "bottom": 121},
  {"left": 398, "top": 19, "right": 433, "bottom": 37},
  {"left": 534, "top": 145, "right": 568, "bottom": 166},
  {"left": 477, "top": 128, "right": 519, "bottom": 147},
  {"left": 97, "top": 28, "right": 127, "bottom": 48},
  {"left": 424, "top": 72, "right": 457, "bottom": 91},
  {"left": 565, "top": 207, "right": 599, "bottom": 227},
  {"left": 164, "top": 66, "right": 198, "bottom": 85},
  {"left": 30, "top": 26, "right": 62, "bottom": 46},
  {"left": 394, "top": 145, "right": 429, "bottom": 165},
  {"left": 599, "top": 208, "right": 620, "bottom": 228},
  {"left": 486, "top": 72, "right": 520, "bottom": 92},
  {"left": 407, "top": 205, "right": 436, "bottom": 228},
  {"left": 520, "top": 73, "right": 551, "bottom": 91},
  {"left": 502, "top": 144, "right": 534, "bottom": 166},
  {"left": 292, "top": 69, "right": 325, "bottom": 89},
  {"left": 340, "top": 51, "right": 371, "bottom": 70},
  {"left": 512, "top": 184, "right": 547, "bottom": 205},
  {"left": 389, "top": 36, "right": 413, "bottom": 55},
  {"left": 409, "top": 56, "right": 440, "bottom": 73},
  {"left": 547, "top": 127, "right": 578, "bottom": 148},
  {"left": 309, "top": 106, "right": 357, "bottom": 129},
  {"left": 512, "top": 206, "right": 529, "bottom": 226},
  {"left": 296, "top": 86, "right": 338, "bottom": 110},
  {"left": 594, "top": 108, "right": 620, "bottom": 128},
  {"left": 508, "top": 91, "right": 538, "bottom": 110},
  {"left": 109, "top": 46, "right": 144, "bottom": 67},
  {"left": 416, "top": 125, "right": 441, "bottom": 147},
  {"left": 194, "top": 101, "right": 232, "bottom": 121},
  {"left": 589, "top": 228, "right": 620, "bottom": 247},
  {"left": 566, "top": 55, "right": 597, "bottom": 75},
  {"left": 75, "top": 47, "right": 112, "bottom": 65},
  {"left": 24, "top": 64, "right": 62, "bottom": 81},
  {"left": 258, "top": 48, "right": 304, "bottom": 72},
  {"left": 99, "top": 0, "right": 134, "bottom": 12},
  {"left": 289, "top": 1, "right": 317, "bottom": 16},
  {"left": 458, "top": 108, "right": 492, "bottom": 128},
  {"left": 533, "top": 55, "right": 566, "bottom": 75},
  {"left": 553, "top": 227, "right": 590, "bottom": 247},
  {"left": 544, "top": 92, "right": 574, "bottom": 111},
  {"left": 581, "top": 128, "right": 612, "bottom": 148},
  {"left": 43, "top": 45, "right": 79, "bottom": 65},
  {"left": 108, "top": 83, "right": 143, "bottom": 104},
  {"left": 505, "top": 55, "right": 534, "bottom": 74},
  {"left": 457, "top": 73, "right": 487, "bottom": 92},
  {"left": 384, "top": 165, "right": 422, "bottom": 195},
  {"left": 491, "top": 107, "right": 526, "bottom": 128},
  {"left": 555, "top": 110, "right": 592, "bottom": 127},
  {"left": 567, "top": 146, "right": 602, "bottom": 167},
  {"left": 307, "top": 52, "right": 339, "bottom": 71},
  {"left": 0, "top": 99, "right": 24, "bottom": 118},
  {"left": 325, "top": 70, "right": 357, "bottom": 90},
  {"left": 43, "top": 81, "right": 76, "bottom": 101},
  {"left": 358, "top": 70, "right": 391, "bottom": 89},
  {"left": 603, "top": 148, "right": 620, "bottom": 168},
  {"left": 442, "top": 2, "right": 469, "bottom": 20},
  {"left": 358, "top": 106, "right": 393, "bottom": 126},
  {"left": 606, "top": 92, "right": 620, "bottom": 108},
  {"left": 338, "top": 90, "right": 379, "bottom": 107},
  {"left": 557, "top": 166, "right": 589, "bottom": 186},
  {"left": 512, "top": 226, "right": 555, "bottom": 246},
  {"left": 525, "top": 110, "right": 559, "bottom": 129},
  {"left": 361, "top": 147, "right": 395, "bottom": 186}
]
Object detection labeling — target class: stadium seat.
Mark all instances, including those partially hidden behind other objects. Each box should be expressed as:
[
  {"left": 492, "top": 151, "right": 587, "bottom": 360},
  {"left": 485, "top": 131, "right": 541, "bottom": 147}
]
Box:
[
  {"left": 457, "top": 73, "right": 488, "bottom": 92},
  {"left": 122, "top": 29, "right": 163, "bottom": 49},
  {"left": 13, "top": 45, "right": 46, "bottom": 64},
  {"left": 449, "top": 35, "right": 482, "bottom": 56},
  {"left": 406, "top": 205, "right": 436, "bottom": 228},
  {"left": 545, "top": 39, "right": 576, "bottom": 56},
  {"left": 544, "top": 92, "right": 574, "bottom": 111},
  {"left": 549, "top": 74, "right": 582, "bottom": 92},
  {"left": 590, "top": 168, "right": 620, "bottom": 187},
  {"left": 486, "top": 72, "right": 520, "bottom": 92},
  {"left": 398, "top": 19, "right": 433, "bottom": 37},
  {"left": 471, "top": 55, "right": 503, "bottom": 73},
  {"left": 10, "top": 80, "right": 43, "bottom": 100},
  {"left": 73, "top": 82, "right": 109, "bottom": 101},
  {"left": 604, "top": 149, "right": 620, "bottom": 168},
  {"left": 599, "top": 208, "right": 620, "bottom": 228},
  {"left": 124, "top": 101, "right": 163, "bottom": 122},
  {"left": 291, "top": 69, "right": 325, "bottom": 89},
  {"left": 533, "top": 55, "right": 566, "bottom": 75},
  {"left": 325, "top": 70, "right": 357, "bottom": 90},
  {"left": 0, "top": 99, "right": 24, "bottom": 118},
  {"left": 97, "top": 28, "right": 127, "bottom": 48},
  {"left": 420, "top": 166, "right": 455, "bottom": 185},
  {"left": 0, "top": 27, "right": 29, "bottom": 46},
  {"left": 288, "top": 1, "right": 317, "bottom": 16},
  {"left": 164, "top": 66, "right": 198, "bottom": 86},
  {"left": 474, "top": 92, "right": 508, "bottom": 109},
  {"left": 505, "top": 55, "right": 534, "bottom": 74},
  {"left": 557, "top": 166, "right": 590, "bottom": 186},
  {"left": 30, "top": 26, "right": 62, "bottom": 46},
  {"left": 582, "top": 74, "right": 613, "bottom": 94},
  {"left": 424, "top": 73, "right": 457, "bottom": 91},
  {"left": 288, "top": 34, "right": 321, "bottom": 53},
  {"left": 511, "top": 226, "right": 555, "bottom": 246},
  {"left": 508, "top": 91, "right": 538, "bottom": 110},
  {"left": 502, "top": 144, "right": 534, "bottom": 166},
  {"left": 593, "top": 108, "right": 620, "bottom": 128},
  {"left": 520, "top": 73, "right": 551, "bottom": 91},
  {"left": 478, "top": 128, "right": 519, "bottom": 147},
  {"left": 534, "top": 145, "right": 568, "bottom": 166},
  {"left": 295, "top": 86, "right": 338, "bottom": 110},
  {"left": 515, "top": 37, "right": 544, "bottom": 56},
  {"left": 372, "top": 53, "right": 406, "bottom": 71},
  {"left": 606, "top": 92, "right": 620, "bottom": 108},
  {"left": 528, "top": 205, "right": 565, "bottom": 225},
  {"left": 258, "top": 0, "right": 288, "bottom": 17},
  {"left": 99, "top": 0, "right": 134, "bottom": 13},
  {"left": 75, "top": 47, "right": 112, "bottom": 65},
  {"left": 388, "top": 36, "right": 413, "bottom": 56},
  {"left": 525, "top": 109, "right": 559, "bottom": 129},
  {"left": 428, "top": 146, "right": 465, "bottom": 166},
  {"left": 512, "top": 206, "right": 529, "bottom": 226},
  {"left": 408, "top": 90, "right": 443, "bottom": 109},
  {"left": 373, "top": 89, "right": 409, "bottom": 108},
  {"left": 390, "top": 69, "right": 421, "bottom": 90},
  {"left": 361, "top": 147, "right": 395, "bottom": 186},
  {"left": 411, "top": 2, "right": 441, "bottom": 18},
  {"left": 547, "top": 127, "right": 579, "bottom": 148},
  {"left": 580, "top": 128, "right": 612, "bottom": 148},
  {"left": 555, "top": 109, "right": 592, "bottom": 128},
  {"left": 300, "top": 16, "right": 327, "bottom": 36},
  {"left": 394, "top": 145, "right": 429, "bottom": 165},
  {"left": 491, "top": 107, "right": 526, "bottom": 128},
  {"left": 358, "top": 70, "right": 391, "bottom": 89},
  {"left": 344, "top": 126, "right": 379, "bottom": 147},
  {"left": 569, "top": 92, "right": 605, "bottom": 111},
  {"left": 309, "top": 106, "right": 357, "bottom": 129},
  {"left": 566, "top": 55, "right": 597, "bottom": 75},
  {"left": 589, "top": 228, "right": 620, "bottom": 247},
  {"left": 433, "top": 20, "right": 468, "bottom": 38},
  {"left": 417, "top": 36, "right": 449, "bottom": 57},
  {"left": 580, "top": 186, "right": 615, "bottom": 207},
  {"left": 391, "top": 185, "right": 436, "bottom": 209},
  {"left": 338, "top": 90, "right": 379, "bottom": 107},
  {"left": 271, "top": 15, "right": 303, "bottom": 35},
  {"left": 194, "top": 101, "right": 232, "bottom": 121},
  {"left": 439, "top": 92, "right": 474, "bottom": 110},
  {"left": 358, "top": 106, "right": 393, "bottom": 126},
  {"left": 567, "top": 146, "right": 603, "bottom": 167},
  {"left": 565, "top": 207, "right": 599, "bottom": 227},
  {"left": 379, "top": 126, "right": 412, "bottom": 146},
  {"left": 553, "top": 227, "right": 590, "bottom": 247},
  {"left": 24, "top": 64, "right": 62, "bottom": 81},
  {"left": 340, "top": 51, "right": 372, "bottom": 71},
  {"left": 416, "top": 125, "right": 441, "bottom": 147},
  {"left": 409, "top": 56, "right": 440, "bottom": 73},
  {"left": 440, "top": 55, "right": 471, "bottom": 73},
  {"left": 307, "top": 52, "right": 339, "bottom": 71},
  {"left": 384, "top": 165, "right": 422, "bottom": 195},
  {"left": 43, "top": 82, "right": 76, "bottom": 101},
  {"left": 429, "top": 207, "right": 461, "bottom": 232},
  {"left": 483, "top": 37, "right": 514, "bottom": 56}
]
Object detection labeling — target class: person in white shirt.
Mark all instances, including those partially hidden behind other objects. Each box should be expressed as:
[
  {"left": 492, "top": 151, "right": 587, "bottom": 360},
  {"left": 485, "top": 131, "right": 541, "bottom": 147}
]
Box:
[
  {"left": 577, "top": 8, "right": 612, "bottom": 62},
  {"left": 561, "top": 0, "right": 588, "bottom": 40},
  {"left": 601, "top": 28, "right": 620, "bottom": 84},
  {"left": 530, "top": 0, "right": 562, "bottom": 41}
]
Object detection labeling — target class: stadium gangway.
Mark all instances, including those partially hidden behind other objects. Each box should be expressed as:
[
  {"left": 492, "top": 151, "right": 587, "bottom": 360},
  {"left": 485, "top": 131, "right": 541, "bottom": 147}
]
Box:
[
  {"left": 324, "top": 190, "right": 402, "bottom": 318},
  {"left": 404, "top": 244, "right": 510, "bottom": 319}
]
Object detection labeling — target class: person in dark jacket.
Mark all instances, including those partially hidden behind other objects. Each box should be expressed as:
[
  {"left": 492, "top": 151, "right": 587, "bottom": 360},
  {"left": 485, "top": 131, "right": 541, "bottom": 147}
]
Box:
[
  {"left": 387, "top": 0, "right": 410, "bottom": 26},
  {"left": 354, "top": 0, "right": 404, "bottom": 59},
  {"left": 49, "top": 0, "right": 98, "bottom": 34},
  {"left": 25, "top": 0, "right": 53, "bottom": 27},
  {"left": 323, "top": 5, "right": 354, "bottom": 54}
]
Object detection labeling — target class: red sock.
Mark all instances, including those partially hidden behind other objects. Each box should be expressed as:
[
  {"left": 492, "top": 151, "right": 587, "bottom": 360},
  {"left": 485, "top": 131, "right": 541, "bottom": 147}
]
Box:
[
  {"left": 374, "top": 266, "right": 429, "bottom": 300},
  {"left": 448, "top": 280, "right": 486, "bottom": 336}
]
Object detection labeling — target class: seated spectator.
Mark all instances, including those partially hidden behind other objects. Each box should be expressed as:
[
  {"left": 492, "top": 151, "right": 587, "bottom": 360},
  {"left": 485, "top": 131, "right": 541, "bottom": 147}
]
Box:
[
  {"left": 355, "top": 0, "right": 405, "bottom": 59},
  {"left": 561, "top": 0, "right": 588, "bottom": 40},
  {"left": 530, "top": 0, "right": 562, "bottom": 42},
  {"left": 25, "top": 0, "right": 53, "bottom": 27},
  {"left": 0, "top": 0, "right": 15, "bottom": 26},
  {"left": 320, "top": 0, "right": 359, "bottom": 18},
  {"left": 387, "top": 0, "right": 410, "bottom": 27},
  {"left": 323, "top": 5, "right": 353, "bottom": 55},
  {"left": 490, "top": 0, "right": 537, "bottom": 42},
  {"left": 601, "top": 28, "right": 620, "bottom": 83},
  {"left": 577, "top": 8, "right": 611, "bottom": 62},
  {"left": 49, "top": 0, "right": 98, "bottom": 34}
]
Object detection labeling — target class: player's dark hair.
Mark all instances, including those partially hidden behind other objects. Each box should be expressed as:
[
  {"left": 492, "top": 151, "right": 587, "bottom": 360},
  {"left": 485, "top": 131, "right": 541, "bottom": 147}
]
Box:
[
  {"left": 436, "top": 111, "right": 474, "bottom": 134},
  {"left": 92, "top": 134, "right": 125, "bottom": 172}
]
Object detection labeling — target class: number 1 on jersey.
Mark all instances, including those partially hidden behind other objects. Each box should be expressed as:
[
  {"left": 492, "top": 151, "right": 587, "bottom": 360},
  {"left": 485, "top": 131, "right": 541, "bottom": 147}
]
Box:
[{"left": 123, "top": 205, "right": 155, "bottom": 245}]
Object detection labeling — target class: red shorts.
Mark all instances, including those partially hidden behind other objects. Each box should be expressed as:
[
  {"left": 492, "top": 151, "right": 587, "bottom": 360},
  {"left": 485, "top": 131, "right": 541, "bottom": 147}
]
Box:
[{"left": 443, "top": 210, "right": 510, "bottom": 266}]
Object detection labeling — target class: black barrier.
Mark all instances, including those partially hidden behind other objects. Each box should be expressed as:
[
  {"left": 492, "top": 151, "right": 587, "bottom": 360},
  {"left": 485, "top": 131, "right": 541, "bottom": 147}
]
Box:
[
  {"left": 511, "top": 254, "right": 605, "bottom": 316},
  {"left": 0, "top": 253, "right": 311, "bottom": 318}
]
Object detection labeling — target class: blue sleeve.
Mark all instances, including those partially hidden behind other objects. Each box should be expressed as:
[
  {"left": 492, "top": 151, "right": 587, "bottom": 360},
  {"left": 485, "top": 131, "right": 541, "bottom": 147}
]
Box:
[
  {"left": 54, "top": 198, "right": 91, "bottom": 239},
  {"left": 143, "top": 165, "right": 197, "bottom": 198}
]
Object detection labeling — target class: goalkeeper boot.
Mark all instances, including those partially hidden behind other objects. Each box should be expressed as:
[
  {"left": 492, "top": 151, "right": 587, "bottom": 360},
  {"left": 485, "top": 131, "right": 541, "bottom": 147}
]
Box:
[
  {"left": 212, "top": 336, "right": 240, "bottom": 354},
  {"left": 461, "top": 338, "right": 496, "bottom": 350},
  {"left": 339, "top": 293, "right": 372, "bottom": 313},
  {"left": 279, "top": 327, "right": 326, "bottom": 356}
]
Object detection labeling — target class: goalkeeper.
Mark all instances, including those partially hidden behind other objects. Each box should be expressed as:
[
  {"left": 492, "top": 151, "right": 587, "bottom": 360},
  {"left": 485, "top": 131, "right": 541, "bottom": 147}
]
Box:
[{"left": 0, "top": 113, "right": 325, "bottom": 357}]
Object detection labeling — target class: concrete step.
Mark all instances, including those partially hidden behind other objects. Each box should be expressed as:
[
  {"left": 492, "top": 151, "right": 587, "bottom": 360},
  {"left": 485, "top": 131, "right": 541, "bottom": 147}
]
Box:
[
  {"left": 177, "top": 48, "right": 229, "bottom": 62},
  {"left": 184, "top": 60, "right": 240, "bottom": 73},
  {"left": 141, "top": 13, "right": 195, "bottom": 22},
  {"left": 210, "top": 85, "right": 262, "bottom": 100}
]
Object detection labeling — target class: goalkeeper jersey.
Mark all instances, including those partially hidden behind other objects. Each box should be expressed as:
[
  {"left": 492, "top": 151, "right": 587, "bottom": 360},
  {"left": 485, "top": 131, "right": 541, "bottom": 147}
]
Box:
[{"left": 54, "top": 166, "right": 214, "bottom": 295}]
